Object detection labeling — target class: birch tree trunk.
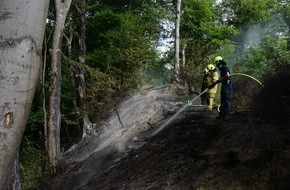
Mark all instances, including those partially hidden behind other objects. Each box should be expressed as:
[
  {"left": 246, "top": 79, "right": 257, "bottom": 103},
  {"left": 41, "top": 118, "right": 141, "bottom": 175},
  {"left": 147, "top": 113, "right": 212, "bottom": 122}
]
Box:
[
  {"left": 0, "top": 0, "right": 49, "bottom": 189},
  {"left": 174, "top": 0, "right": 181, "bottom": 83},
  {"left": 181, "top": 44, "right": 186, "bottom": 85},
  {"left": 174, "top": 0, "right": 181, "bottom": 84},
  {"left": 48, "top": 0, "right": 72, "bottom": 175}
]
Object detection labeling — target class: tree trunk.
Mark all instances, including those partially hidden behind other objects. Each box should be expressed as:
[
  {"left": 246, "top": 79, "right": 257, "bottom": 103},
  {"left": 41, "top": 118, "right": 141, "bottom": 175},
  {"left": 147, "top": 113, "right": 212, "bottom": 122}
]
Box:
[
  {"left": 8, "top": 151, "right": 20, "bottom": 190},
  {"left": 63, "top": 20, "right": 74, "bottom": 58},
  {"left": 181, "top": 44, "right": 186, "bottom": 85},
  {"left": 75, "top": 2, "right": 94, "bottom": 138},
  {"left": 48, "top": 0, "right": 72, "bottom": 175},
  {"left": 0, "top": 0, "right": 49, "bottom": 188},
  {"left": 174, "top": 0, "right": 181, "bottom": 83},
  {"left": 43, "top": 30, "right": 53, "bottom": 170}
]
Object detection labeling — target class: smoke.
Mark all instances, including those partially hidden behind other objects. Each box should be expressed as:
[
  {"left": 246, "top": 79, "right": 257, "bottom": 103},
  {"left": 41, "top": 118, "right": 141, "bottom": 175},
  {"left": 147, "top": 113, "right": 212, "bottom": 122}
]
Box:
[
  {"left": 229, "top": 15, "right": 288, "bottom": 64},
  {"left": 64, "top": 85, "right": 182, "bottom": 162},
  {"left": 243, "top": 24, "right": 266, "bottom": 49}
]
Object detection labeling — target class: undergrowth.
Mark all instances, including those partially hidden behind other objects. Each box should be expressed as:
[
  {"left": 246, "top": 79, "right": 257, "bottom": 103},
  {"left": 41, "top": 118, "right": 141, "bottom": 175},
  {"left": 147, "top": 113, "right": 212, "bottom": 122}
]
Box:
[{"left": 20, "top": 141, "right": 45, "bottom": 190}]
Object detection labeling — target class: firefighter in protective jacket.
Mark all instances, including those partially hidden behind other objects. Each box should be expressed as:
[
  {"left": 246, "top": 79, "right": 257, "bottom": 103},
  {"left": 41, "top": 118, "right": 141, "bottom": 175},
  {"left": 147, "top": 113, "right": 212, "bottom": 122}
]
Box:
[{"left": 206, "top": 64, "right": 219, "bottom": 110}]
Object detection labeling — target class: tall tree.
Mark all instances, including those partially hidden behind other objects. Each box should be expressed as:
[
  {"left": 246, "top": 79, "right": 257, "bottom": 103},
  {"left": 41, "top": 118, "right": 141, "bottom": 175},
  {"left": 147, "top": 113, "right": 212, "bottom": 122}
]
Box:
[
  {"left": 47, "top": 0, "right": 72, "bottom": 175},
  {"left": 74, "top": 0, "right": 95, "bottom": 137},
  {"left": 0, "top": 0, "right": 49, "bottom": 189},
  {"left": 174, "top": 0, "right": 182, "bottom": 83}
]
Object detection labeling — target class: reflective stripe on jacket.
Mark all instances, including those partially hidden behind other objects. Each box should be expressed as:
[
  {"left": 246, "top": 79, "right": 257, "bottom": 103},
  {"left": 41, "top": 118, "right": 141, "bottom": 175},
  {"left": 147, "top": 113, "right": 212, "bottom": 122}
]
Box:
[{"left": 207, "top": 71, "right": 219, "bottom": 94}]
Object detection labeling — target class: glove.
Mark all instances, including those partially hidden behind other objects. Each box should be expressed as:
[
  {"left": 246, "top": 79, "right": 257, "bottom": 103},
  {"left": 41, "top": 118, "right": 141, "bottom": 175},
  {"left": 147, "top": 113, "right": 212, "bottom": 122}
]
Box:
[
  {"left": 208, "top": 82, "right": 216, "bottom": 89},
  {"left": 187, "top": 100, "right": 193, "bottom": 106}
]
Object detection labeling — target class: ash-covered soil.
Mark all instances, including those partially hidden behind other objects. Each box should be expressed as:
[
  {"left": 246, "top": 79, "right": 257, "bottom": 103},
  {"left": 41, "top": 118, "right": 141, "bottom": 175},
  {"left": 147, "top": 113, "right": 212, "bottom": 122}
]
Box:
[
  {"left": 37, "top": 85, "right": 290, "bottom": 190},
  {"left": 80, "top": 112, "right": 290, "bottom": 190},
  {"left": 41, "top": 111, "right": 290, "bottom": 190}
]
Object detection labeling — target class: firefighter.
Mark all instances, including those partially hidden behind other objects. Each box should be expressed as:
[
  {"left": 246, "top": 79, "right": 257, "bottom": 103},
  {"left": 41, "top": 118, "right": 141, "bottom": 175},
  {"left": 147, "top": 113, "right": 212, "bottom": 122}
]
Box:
[
  {"left": 205, "top": 64, "right": 219, "bottom": 110},
  {"left": 201, "top": 67, "right": 209, "bottom": 105},
  {"left": 213, "top": 56, "right": 232, "bottom": 119}
]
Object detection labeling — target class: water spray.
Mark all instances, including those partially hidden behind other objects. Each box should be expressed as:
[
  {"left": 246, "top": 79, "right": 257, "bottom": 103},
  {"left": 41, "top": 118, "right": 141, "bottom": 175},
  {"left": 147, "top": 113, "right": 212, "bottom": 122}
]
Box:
[{"left": 151, "top": 88, "right": 209, "bottom": 137}]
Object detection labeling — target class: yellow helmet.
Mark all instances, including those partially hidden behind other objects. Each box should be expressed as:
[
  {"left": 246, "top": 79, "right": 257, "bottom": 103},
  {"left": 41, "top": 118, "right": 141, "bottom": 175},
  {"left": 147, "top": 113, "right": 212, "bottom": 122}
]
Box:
[
  {"left": 206, "top": 64, "right": 215, "bottom": 71},
  {"left": 214, "top": 56, "right": 223, "bottom": 65}
]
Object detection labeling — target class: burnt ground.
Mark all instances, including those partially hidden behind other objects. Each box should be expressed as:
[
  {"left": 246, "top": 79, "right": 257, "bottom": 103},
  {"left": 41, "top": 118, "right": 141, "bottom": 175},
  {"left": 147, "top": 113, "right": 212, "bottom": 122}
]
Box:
[{"left": 40, "top": 108, "right": 290, "bottom": 190}]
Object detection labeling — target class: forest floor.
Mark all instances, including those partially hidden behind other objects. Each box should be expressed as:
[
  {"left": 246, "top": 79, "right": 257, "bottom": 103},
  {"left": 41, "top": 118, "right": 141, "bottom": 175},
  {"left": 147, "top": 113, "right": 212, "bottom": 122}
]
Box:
[{"left": 37, "top": 86, "right": 290, "bottom": 190}]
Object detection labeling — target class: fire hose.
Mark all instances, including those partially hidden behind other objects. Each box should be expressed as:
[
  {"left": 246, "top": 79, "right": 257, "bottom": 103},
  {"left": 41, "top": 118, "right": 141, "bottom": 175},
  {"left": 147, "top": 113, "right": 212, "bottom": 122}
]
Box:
[
  {"left": 152, "top": 73, "right": 264, "bottom": 136},
  {"left": 231, "top": 73, "right": 264, "bottom": 87},
  {"left": 187, "top": 72, "right": 264, "bottom": 106}
]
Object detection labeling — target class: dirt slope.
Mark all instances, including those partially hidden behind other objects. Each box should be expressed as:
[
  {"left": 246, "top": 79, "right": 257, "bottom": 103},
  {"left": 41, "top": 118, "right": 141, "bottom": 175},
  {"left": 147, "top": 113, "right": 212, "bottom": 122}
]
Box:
[
  {"left": 41, "top": 107, "right": 290, "bottom": 190},
  {"left": 79, "top": 111, "right": 290, "bottom": 190}
]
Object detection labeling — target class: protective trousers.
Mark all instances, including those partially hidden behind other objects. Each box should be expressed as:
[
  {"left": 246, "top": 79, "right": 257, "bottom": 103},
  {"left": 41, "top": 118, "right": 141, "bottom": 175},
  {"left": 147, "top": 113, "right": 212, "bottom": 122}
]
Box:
[
  {"left": 220, "top": 84, "right": 232, "bottom": 118},
  {"left": 207, "top": 93, "right": 215, "bottom": 110}
]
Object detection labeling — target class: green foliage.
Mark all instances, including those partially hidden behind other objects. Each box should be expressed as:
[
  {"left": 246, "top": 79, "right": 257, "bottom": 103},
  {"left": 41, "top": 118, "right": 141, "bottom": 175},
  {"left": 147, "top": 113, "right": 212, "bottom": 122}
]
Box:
[
  {"left": 240, "top": 45, "right": 267, "bottom": 76},
  {"left": 85, "top": 2, "right": 165, "bottom": 94},
  {"left": 62, "top": 56, "right": 117, "bottom": 123},
  {"left": 231, "top": 35, "right": 290, "bottom": 79},
  {"left": 139, "top": 56, "right": 174, "bottom": 87},
  {"left": 24, "top": 85, "right": 46, "bottom": 148},
  {"left": 20, "top": 140, "right": 45, "bottom": 190},
  {"left": 215, "top": 42, "right": 236, "bottom": 60},
  {"left": 60, "top": 61, "right": 81, "bottom": 145},
  {"left": 84, "top": 63, "right": 117, "bottom": 122},
  {"left": 263, "top": 36, "right": 290, "bottom": 63},
  {"left": 279, "top": 0, "right": 290, "bottom": 32},
  {"left": 182, "top": 0, "right": 215, "bottom": 38},
  {"left": 219, "top": 0, "right": 280, "bottom": 63},
  {"left": 19, "top": 77, "right": 47, "bottom": 189},
  {"left": 180, "top": 0, "right": 237, "bottom": 90},
  {"left": 221, "top": 0, "right": 277, "bottom": 27}
]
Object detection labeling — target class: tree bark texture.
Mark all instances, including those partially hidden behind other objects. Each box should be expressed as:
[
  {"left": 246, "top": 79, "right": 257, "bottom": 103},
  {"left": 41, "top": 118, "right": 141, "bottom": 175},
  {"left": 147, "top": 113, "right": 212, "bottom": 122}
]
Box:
[
  {"left": 174, "top": 0, "right": 181, "bottom": 83},
  {"left": 8, "top": 151, "right": 20, "bottom": 190},
  {"left": 0, "top": 0, "right": 49, "bottom": 189},
  {"left": 76, "top": 3, "right": 94, "bottom": 138},
  {"left": 181, "top": 44, "right": 186, "bottom": 85},
  {"left": 48, "top": 0, "right": 72, "bottom": 175}
]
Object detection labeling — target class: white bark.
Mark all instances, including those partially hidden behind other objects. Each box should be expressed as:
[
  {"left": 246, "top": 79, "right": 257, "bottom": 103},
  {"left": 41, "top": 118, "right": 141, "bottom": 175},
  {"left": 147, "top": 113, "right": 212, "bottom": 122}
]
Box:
[
  {"left": 0, "top": 0, "right": 49, "bottom": 189},
  {"left": 174, "top": 0, "right": 181, "bottom": 83},
  {"left": 182, "top": 44, "right": 186, "bottom": 85}
]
